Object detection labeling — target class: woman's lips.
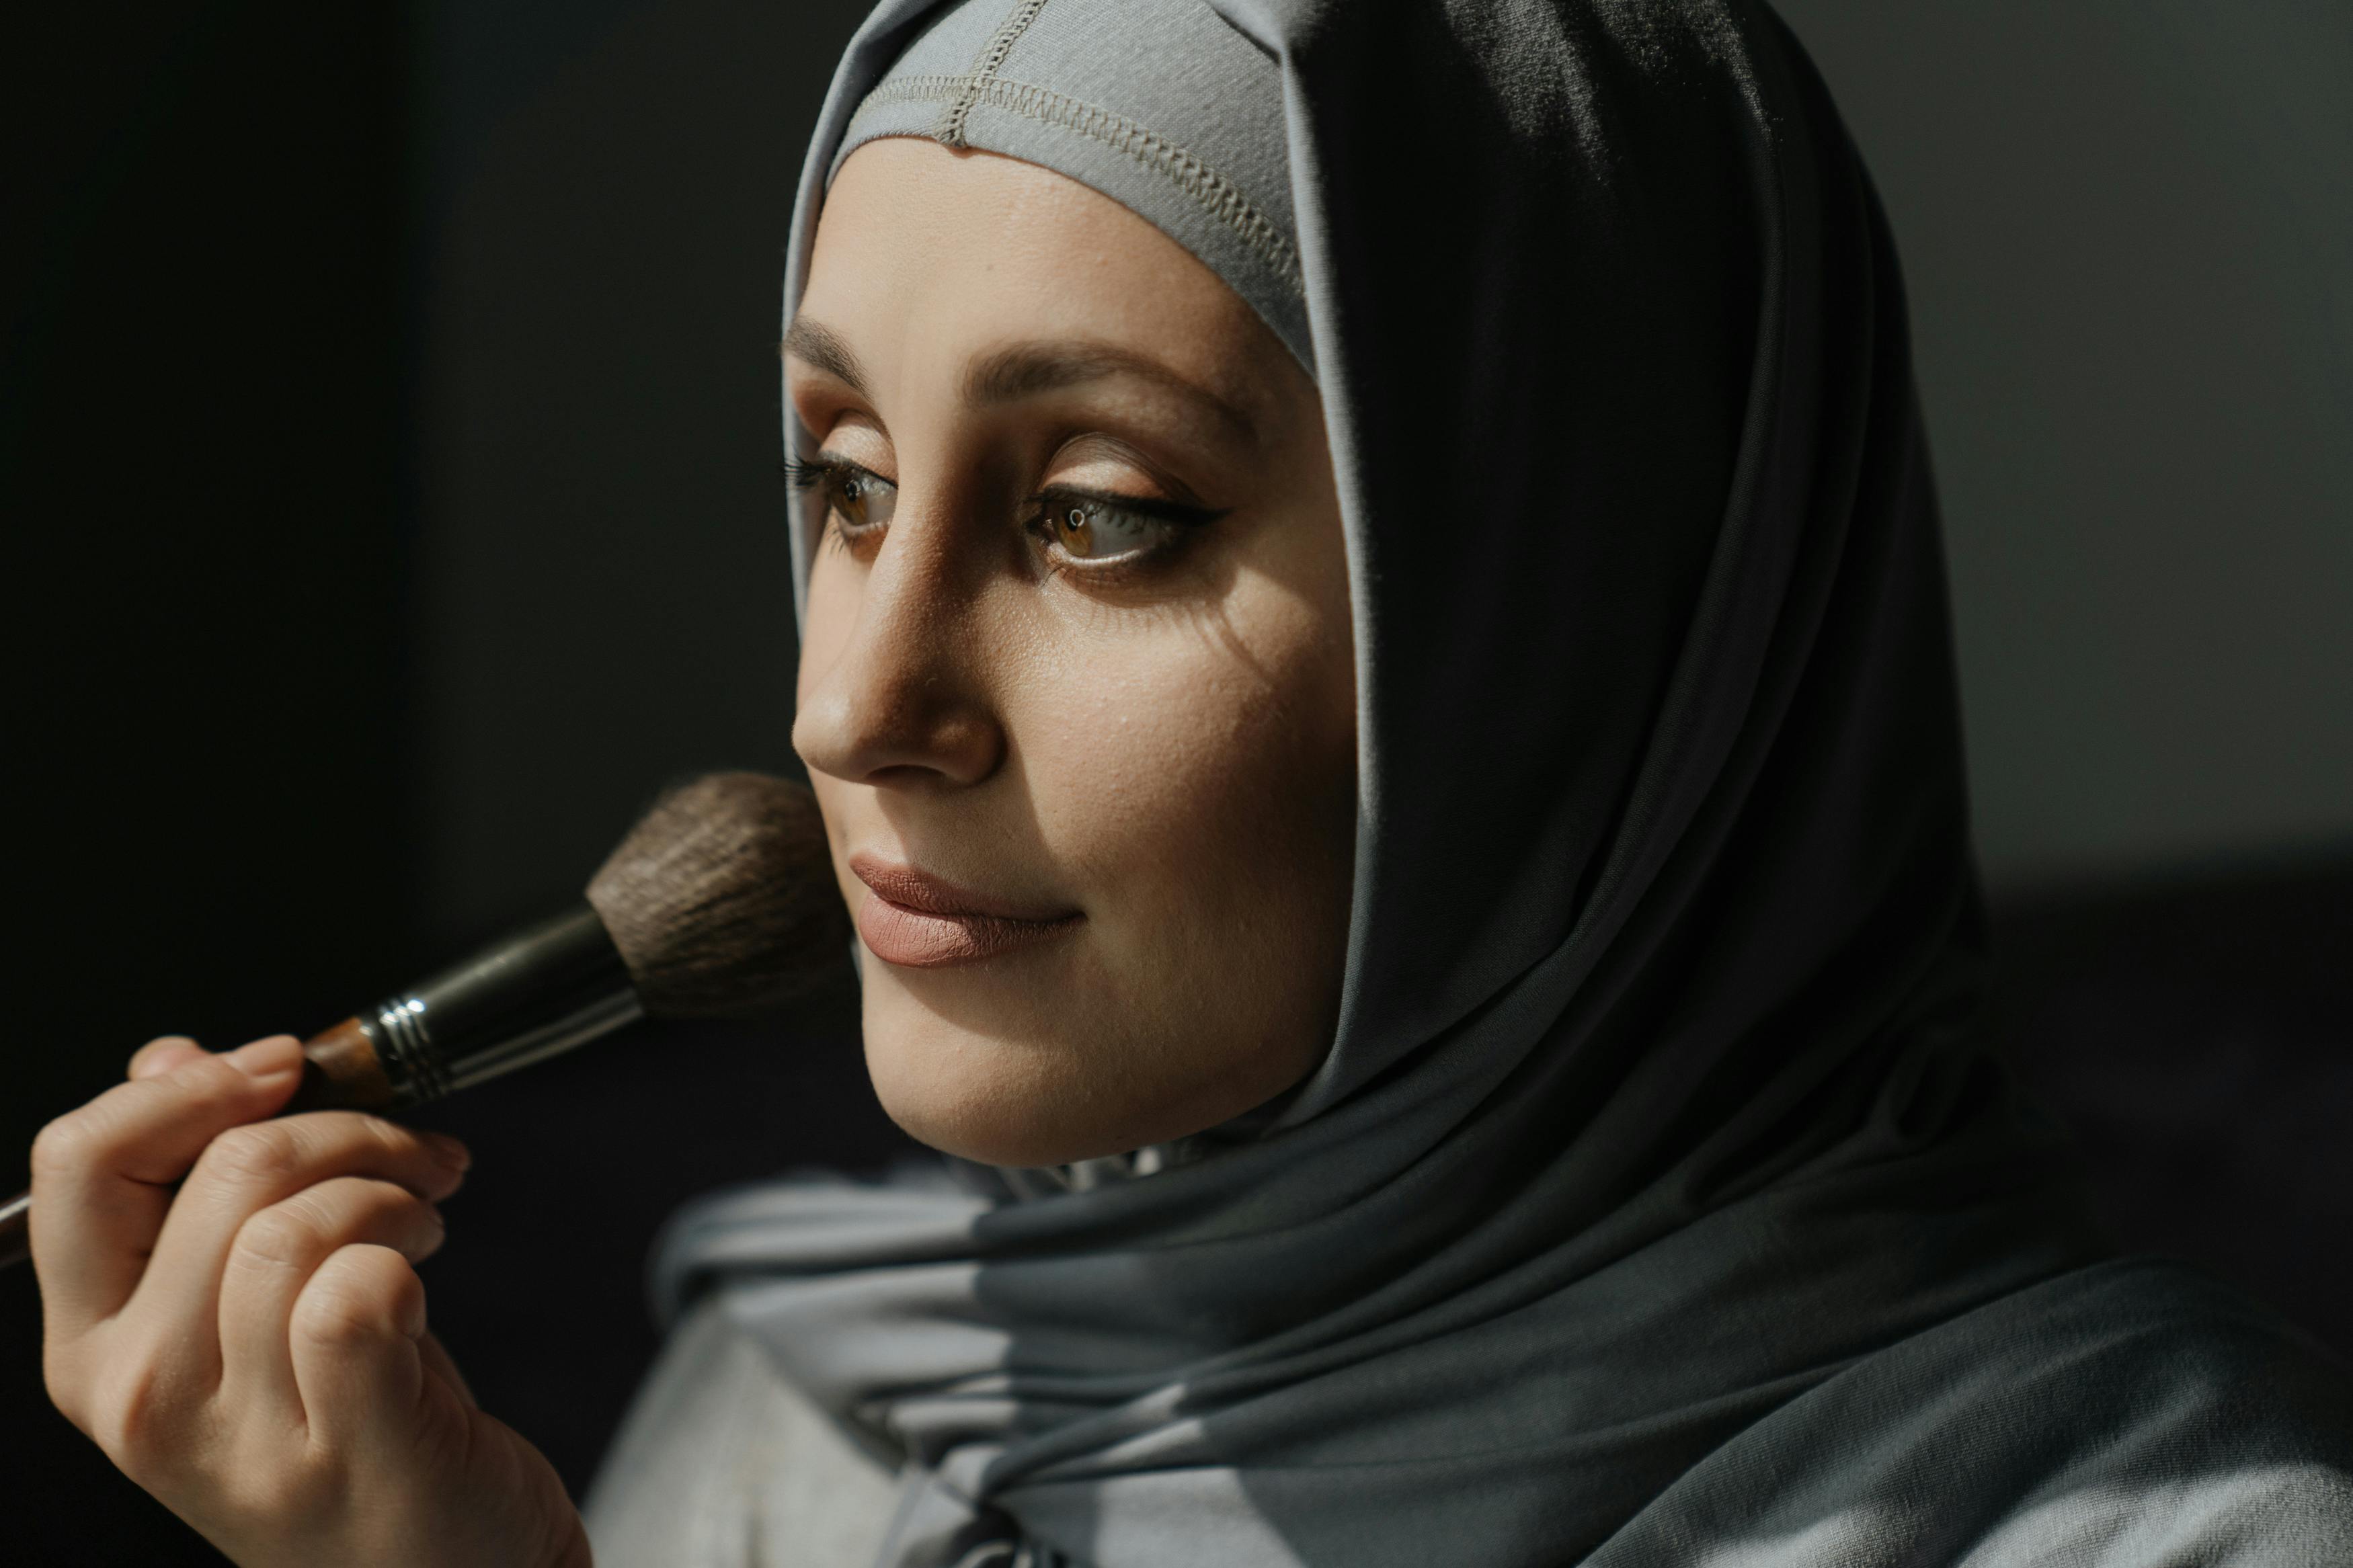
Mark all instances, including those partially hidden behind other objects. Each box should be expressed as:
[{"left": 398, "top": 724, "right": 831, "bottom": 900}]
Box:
[{"left": 848, "top": 854, "right": 1080, "bottom": 968}]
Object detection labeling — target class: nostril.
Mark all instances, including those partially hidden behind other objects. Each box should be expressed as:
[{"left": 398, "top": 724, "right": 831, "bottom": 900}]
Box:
[
  {"left": 932, "top": 722, "right": 1005, "bottom": 788},
  {"left": 793, "top": 674, "right": 1003, "bottom": 789}
]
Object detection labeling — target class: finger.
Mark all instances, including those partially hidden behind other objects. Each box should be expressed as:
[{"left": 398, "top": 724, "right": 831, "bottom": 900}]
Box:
[
  {"left": 28, "top": 1036, "right": 308, "bottom": 1332},
  {"left": 287, "top": 1243, "right": 432, "bottom": 1452},
  {"left": 124, "top": 1112, "right": 468, "bottom": 1377},
  {"left": 128, "top": 1037, "right": 207, "bottom": 1081},
  {"left": 216, "top": 1177, "right": 444, "bottom": 1429}
]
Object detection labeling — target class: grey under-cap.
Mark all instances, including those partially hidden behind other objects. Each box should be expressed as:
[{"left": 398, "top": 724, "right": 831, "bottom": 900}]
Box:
[{"left": 828, "top": 0, "right": 1311, "bottom": 376}]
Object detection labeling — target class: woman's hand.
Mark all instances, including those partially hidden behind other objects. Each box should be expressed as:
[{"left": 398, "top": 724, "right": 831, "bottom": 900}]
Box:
[{"left": 30, "top": 1033, "right": 591, "bottom": 1568}]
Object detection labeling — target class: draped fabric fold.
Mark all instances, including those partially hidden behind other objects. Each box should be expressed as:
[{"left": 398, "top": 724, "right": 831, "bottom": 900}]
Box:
[{"left": 651, "top": 3, "right": 2353, "bottom": 1562}]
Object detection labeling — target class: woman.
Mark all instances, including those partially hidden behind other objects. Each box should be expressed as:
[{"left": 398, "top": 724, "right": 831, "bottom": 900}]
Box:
[{"left": 32, "top": 1, "right": 2353, "bottom": 1564}]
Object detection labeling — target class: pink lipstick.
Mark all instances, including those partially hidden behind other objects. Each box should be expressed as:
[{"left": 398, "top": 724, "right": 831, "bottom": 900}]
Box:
[{"left": 848, "top": 854, "right": 1080, "bottom": 968}]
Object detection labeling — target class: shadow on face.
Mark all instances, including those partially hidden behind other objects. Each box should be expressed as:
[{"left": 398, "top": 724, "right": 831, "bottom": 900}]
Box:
[{"left": 787, "top": 136, "right": 1357, "bottom": 1167}]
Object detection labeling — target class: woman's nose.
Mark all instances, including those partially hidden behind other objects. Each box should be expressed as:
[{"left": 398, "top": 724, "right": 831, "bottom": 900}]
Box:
[{"left": 792, "top": 534, "right": 1004, "bottom": 790}]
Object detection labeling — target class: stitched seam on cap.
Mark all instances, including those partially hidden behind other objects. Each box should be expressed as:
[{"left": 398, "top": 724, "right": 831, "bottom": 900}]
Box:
[
  {"left": 854, "top": 75, "right": 1304, "bottom": 297},
  {"left": 936, "top": 0, "right": 1051, "bottom": 147}
]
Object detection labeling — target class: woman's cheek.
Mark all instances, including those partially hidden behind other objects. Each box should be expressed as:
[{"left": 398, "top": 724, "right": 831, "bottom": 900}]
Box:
[
  {"left": 1036, "top": 594, "right": 1351, "bottom": 963},
  {"left": 1030, "top": 657, "right": 1254, "bottom": 885}
]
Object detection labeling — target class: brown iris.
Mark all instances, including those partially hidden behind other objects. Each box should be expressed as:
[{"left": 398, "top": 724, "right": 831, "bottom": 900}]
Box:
[
  {"left": 1053, "top": 502, "right": 1101, "bottom": 558},
  {"left": 824, "top": 465, "right": 895, "bottom": 534}
]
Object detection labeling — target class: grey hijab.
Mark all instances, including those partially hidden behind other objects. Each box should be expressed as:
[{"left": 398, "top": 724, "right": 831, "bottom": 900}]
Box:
[{"left": 653, "top": 3, "right": 2353, "bottom": 1564}]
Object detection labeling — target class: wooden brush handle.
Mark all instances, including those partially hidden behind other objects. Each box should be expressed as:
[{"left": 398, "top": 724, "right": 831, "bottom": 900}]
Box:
[
  {"left": 286, "top": 1016, "right": 402, "bottom": 1113},
  {"left": 0, "top": 1019, "right": 402, "bottom": 1271}
]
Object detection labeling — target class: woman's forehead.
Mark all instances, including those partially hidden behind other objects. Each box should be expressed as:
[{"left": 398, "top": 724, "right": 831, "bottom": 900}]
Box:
[
  {"left": 796, "top": 140, "right": 1298, "bottom": 427},
  {"left": 813, "top": 138, "right": 1252, "bottom": 315}
]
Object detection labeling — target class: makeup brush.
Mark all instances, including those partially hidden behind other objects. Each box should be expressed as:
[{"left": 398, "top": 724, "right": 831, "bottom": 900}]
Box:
[{"left": 0, "top": 772, "right": 845, "bottom": 1270}]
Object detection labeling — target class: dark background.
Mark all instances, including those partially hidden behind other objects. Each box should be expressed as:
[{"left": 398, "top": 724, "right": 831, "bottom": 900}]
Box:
[{"left": 4, "top": 1, "right": 2347, "bottom": 1561}]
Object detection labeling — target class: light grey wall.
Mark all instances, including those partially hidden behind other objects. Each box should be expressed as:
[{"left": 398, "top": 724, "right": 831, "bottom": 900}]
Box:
[
  {"left": 418, "top": 1, "right": 2353, "bottom": 936},
  {"left": 1773, "top": 0, "right": 2353, "bottom": 887}
]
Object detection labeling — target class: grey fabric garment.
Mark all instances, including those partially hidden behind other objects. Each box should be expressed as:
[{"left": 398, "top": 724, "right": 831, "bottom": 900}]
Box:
[
  {"left": 1585, "top": 1260, "right": 2353, "bottom": 1567},
  {"left": 633, "top": 1, "right": 2353, "bottom": 1564},
  {"left": 584, "top": 1296, "right": 900, "bottom": 1567}
]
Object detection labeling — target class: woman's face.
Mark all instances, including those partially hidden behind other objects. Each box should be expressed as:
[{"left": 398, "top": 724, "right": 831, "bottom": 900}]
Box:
[{"left": 790, "top": 137, "right": 1355, "bottom": 1167}]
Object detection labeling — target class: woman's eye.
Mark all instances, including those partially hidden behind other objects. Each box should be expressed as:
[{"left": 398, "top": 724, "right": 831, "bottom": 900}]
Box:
[
  {"left": 1039, "top": 495, "right": 1189, "bottom": 564},
  {"left": 789, "top": 455, "right": 896, "bottom": 538},
  {"left": 826, "top": 465, "right": 896, "bottom": 534}
]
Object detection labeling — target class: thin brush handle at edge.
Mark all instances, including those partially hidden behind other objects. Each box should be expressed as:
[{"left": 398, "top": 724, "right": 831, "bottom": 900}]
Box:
[
  {"left": 0, "top": 1001, "right": 640, "bottom": 1272},
  {"left": 0, "top": 1019, "right": 409, "bottom": 1272},
  {"left": 0, "top": 904, "right": 643, "bottom": 1272}
]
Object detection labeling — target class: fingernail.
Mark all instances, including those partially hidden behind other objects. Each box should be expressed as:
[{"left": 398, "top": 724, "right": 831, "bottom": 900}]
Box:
[
  {"left": 426, "top": 1132, "right": 472, "bottom": 1170},
  {"left": 225, "top": 1036, "right": 304, "bottom": 1081}
]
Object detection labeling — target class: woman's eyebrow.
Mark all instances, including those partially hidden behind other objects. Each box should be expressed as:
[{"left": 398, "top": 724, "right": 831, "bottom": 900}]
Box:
[
  {"left": 781, "top": 316, "right": 872, "bottom": 398},
  {"left": 963, "top": 340, "right": 1258, "bottom": 444},
  {"left": 784, "top": 319, "right": 1259, "bottom": 446}
]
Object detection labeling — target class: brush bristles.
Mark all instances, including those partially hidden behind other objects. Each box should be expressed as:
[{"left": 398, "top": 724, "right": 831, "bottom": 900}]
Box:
[{"left": 586, "top": 772, "right": 847, "bottom": 1017}]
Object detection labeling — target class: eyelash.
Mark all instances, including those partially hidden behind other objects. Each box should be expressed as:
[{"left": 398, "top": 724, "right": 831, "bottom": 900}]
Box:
[
  {"left": 782, "top": 454, "right": 890, "bottom": 544},
  {"left": 782, "top": 453, "right": 1223, "bottom": 571}
]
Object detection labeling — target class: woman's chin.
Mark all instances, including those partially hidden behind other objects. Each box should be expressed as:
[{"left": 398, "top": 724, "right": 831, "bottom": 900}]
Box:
[
  {"left": 861, "top": 1024, "right": 1253, "bottom": 1169},
  {"left": 855, "top": 973, "right": 1335, "bottom": 1168},
  {"left": 869, "top": 1071, "right": 1132, "bottom": 1169},
  {"left": 860, "top": 1014, "right": 1111, "bottom": 1168}
]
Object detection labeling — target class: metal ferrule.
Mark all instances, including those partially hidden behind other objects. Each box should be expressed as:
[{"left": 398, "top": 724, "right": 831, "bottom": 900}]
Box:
[{"left": 364, "top": 903, "right": 645, "bottom": 1110}]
